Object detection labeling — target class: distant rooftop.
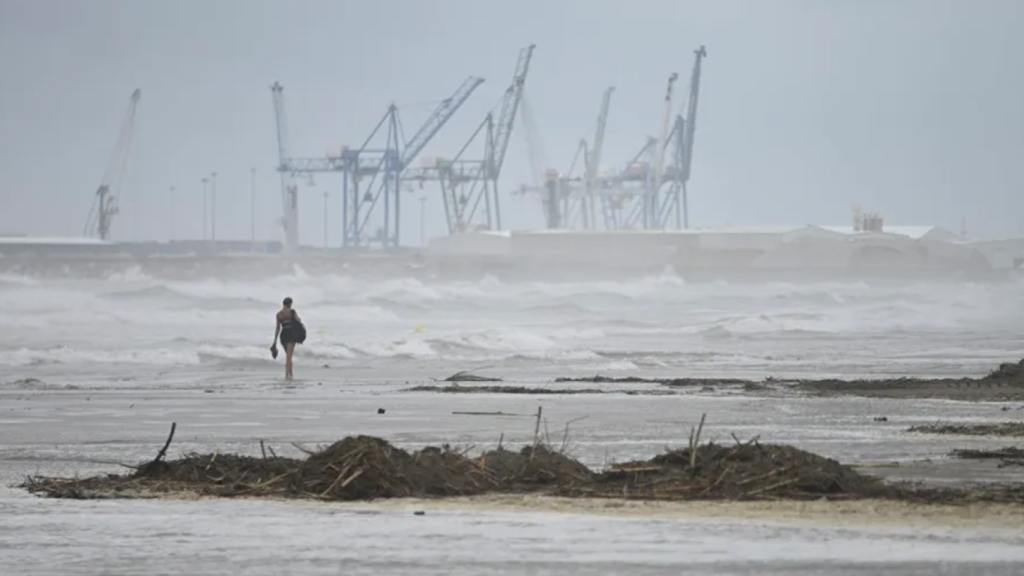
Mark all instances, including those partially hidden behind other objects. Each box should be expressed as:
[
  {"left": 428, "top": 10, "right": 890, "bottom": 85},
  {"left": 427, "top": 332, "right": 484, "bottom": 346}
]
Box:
[{"left": 512, "top": 225, "right": 950, "bottom": 239}]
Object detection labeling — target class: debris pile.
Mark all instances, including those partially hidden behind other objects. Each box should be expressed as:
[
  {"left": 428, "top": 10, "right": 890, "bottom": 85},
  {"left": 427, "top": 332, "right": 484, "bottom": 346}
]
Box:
[
  {"left": 985, "top": 359, "right": 1024, "bottom": 382},
  {"left": 22, "top": 431, "right": 892, "bottom": 503},
  {"left": 563, "top": 441, "right": 886, "bottom": 501}
]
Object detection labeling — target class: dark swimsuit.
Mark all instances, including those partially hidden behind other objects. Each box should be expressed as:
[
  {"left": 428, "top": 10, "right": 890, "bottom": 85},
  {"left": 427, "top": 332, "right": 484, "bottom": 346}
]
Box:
[{"left": 279, "top": 309, "right": 298, "bottom": 346}]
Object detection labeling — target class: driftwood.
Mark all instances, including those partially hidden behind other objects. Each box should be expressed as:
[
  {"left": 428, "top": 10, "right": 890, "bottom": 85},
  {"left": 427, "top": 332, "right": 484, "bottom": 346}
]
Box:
[{"left": 137, "top": 422, "right": 177, "bottom": 475}]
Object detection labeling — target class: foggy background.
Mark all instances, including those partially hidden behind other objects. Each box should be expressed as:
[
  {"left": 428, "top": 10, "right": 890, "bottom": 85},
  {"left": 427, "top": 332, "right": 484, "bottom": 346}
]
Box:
[{"left": 0, "top": 0, "right": 1021, "bottom": 245}]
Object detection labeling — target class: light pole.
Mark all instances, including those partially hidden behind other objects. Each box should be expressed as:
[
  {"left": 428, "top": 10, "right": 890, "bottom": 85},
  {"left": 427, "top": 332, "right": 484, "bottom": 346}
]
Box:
[
  {"left": 250, "top": 167, "right": 256, "bottom": 244},
  {"left": 418, "top": 196, "right": 427, "bottom": 246},
  {"left": 201, "top": 177, "right": 209, "bottom": 240},
  {"left": 169, "top": 186, "right": 176, "bottom": 240},
  {"left": 210, "top": 171, "right": 218, "bottom": 241},
  {"left": 323, "top": 190, "right": 329, "bottom": 249}
]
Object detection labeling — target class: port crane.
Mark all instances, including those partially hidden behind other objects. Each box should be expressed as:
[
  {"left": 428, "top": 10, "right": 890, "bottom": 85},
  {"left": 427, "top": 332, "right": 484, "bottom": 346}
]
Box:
[
  {"left": 676, "top": 44, "right": 707, "bottom": 229},
  {"left": 84, "top": 89, "right": 141, "bottom": 240},
  {"left": 272, "top": 76, "right": 483, "bottom": 251},
  {"left": 515, "top": 85, "right": 615, "bottom": 230},
  {"left": 602, "top": 44, "right": 706, "bottom": 230},
  {"left": 404, "top": 44, "right": 536, "bottom": 234}
]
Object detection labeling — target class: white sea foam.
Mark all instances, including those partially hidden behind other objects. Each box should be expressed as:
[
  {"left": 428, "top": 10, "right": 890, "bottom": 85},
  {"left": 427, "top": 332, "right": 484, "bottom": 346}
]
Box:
[{"left": 1, "top": 270, "right": 1022, "bottom": 376}]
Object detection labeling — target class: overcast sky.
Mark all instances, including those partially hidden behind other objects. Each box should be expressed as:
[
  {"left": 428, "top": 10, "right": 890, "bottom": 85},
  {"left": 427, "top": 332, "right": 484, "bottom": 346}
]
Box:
[{"left": 1, "top": 0, "right": 1022, "bottom": 245}]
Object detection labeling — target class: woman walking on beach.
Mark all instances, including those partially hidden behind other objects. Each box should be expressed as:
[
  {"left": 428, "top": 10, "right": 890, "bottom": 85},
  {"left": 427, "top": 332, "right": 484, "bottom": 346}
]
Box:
[{"left": 272, "top": 297, "right": 305, "bottom": 380}]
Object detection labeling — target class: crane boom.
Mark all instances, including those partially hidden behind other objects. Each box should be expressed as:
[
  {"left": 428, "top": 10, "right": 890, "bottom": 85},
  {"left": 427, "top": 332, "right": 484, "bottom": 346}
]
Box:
[
  {"left": 488, "top": 43, "right": 535, "bottom": 178},
  {"left": 681, "top": 45, "right": 707, "bottom": 182},
  {"left": 401, "top": 76, "right": 484, "bottom": 169},
  {"left": 85, "top": 88, "right": 141, "bottom": 240},
  {"left": 652, "top": 73, "right": 678, "bottom": 194}
]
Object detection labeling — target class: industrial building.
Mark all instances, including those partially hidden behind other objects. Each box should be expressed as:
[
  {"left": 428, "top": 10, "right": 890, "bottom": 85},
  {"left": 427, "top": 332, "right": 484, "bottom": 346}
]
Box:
[{"left": 426, "top": 210, "right": 996, "bottom": 281}]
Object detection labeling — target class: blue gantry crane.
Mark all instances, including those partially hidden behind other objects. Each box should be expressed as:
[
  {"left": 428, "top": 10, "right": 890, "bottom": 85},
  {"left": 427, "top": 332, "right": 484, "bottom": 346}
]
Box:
[
  {"left": 404, "top": 44, "right": 536, "bottom": 234},
  {"left": 271, "top": 76, "right": 484, "bottom": 252},
  {"left": 599, "top": 44, "right": 706, "bottom": 231}
]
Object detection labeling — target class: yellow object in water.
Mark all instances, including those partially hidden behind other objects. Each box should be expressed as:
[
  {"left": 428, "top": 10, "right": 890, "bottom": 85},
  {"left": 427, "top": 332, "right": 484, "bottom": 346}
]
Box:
[{"left": 414, "top": 323, "right": 425, "bottom": 333}]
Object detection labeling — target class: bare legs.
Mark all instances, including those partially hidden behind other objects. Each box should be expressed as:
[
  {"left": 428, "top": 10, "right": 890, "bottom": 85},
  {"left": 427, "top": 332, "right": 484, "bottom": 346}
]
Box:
[{"left": 285, "top": 342, "right": 296, "bottom": 380}]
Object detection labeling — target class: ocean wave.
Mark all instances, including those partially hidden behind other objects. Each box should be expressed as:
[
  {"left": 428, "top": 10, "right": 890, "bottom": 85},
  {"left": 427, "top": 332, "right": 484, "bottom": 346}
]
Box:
[{"left": 2, "top": 272, "right": 1024, "bottom": 374}]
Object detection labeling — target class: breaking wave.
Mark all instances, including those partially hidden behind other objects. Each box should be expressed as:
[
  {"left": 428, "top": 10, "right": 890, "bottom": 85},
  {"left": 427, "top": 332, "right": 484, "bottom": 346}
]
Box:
[{"left": 1, "top": 270, "right": 1023, "bottom": 375}]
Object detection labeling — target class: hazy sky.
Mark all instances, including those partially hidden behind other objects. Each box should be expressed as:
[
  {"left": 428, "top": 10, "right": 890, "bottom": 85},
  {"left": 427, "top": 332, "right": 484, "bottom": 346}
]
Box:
[{"left": 1, "top": 0, "right": 1022, "bottom": 245}]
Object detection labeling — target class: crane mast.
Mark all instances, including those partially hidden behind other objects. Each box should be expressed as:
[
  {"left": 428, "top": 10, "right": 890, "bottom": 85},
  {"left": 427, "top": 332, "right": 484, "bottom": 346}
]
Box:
[
  {"left": 271, "top": 82, "right": 299, "bottom": 253},
  {"left": 85, "top": 88, "right": 141, "bottom": 240},
  {"left": 680, "top": 45, "right": 707, "bottom": 228},
  {"left": 681, "top": 45, "right": 707, "bottom": 184},
  {"left": 584, "top": 86, "right": 615, "bottom": 229},
  {"left": 650, "top": 72, "right": 678, "bottom": 225}
]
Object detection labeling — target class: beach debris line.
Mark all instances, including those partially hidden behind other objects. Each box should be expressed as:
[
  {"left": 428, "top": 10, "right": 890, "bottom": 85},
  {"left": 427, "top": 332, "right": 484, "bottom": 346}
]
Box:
[
  {"left": 949, "top": 446, "right": 1024, "bottom": 468},
  {"left": 554, "top": 375, "right": 749, "bottom": 388},
  {"left": 405, "top": 384, "right": 677, "bottom": 396},
  {"left": 22, "top": 413, "right": 923, "bottom": 504},
  {"left": 907, "top": 422, "right": 1024, "bottom": 437}
]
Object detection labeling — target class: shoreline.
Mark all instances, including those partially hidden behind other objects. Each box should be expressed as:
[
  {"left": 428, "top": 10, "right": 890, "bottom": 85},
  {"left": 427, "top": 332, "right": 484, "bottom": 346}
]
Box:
[{"left": 16, "top": 488, "right": 1024, "bottom": 531}]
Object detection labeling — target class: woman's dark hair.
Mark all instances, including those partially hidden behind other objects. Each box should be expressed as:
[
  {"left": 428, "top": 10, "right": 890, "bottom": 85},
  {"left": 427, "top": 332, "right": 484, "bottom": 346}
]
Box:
[{"left": 283, "top": 297, "right": 293, "bottom": 307}]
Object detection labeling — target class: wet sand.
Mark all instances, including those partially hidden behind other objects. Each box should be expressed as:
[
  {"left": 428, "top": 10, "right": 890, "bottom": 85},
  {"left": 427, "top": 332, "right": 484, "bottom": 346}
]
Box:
[
  {"left": 784, "top": 377, "right": 1024, "bottom": 402},
  {"left": 467, "top": 368, "right": 1024, "bottom": 402},
  {"left": 333, "top": 494, "right": 1024, "bottom": 531},
  {"left": 4, "top": 375, "right": 1024, "bottom": 575}
]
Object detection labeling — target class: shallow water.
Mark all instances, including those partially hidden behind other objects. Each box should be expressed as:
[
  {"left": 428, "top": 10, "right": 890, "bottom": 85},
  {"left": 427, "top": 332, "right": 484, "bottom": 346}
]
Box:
[{"left": 2, "top": 269, "right": 1023, "bottom": 574}]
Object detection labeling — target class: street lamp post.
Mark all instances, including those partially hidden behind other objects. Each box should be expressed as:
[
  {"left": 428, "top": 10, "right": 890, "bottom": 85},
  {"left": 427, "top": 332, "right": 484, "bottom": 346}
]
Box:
[
  {"left": 210, "top": 171, "right": 218, "bottom": 241},
  {"left": 169, "top": 186, "right": 176, "bottom": 240},
  {"left": 201, "top": 178, "right": 209, "bottom": 240},
  {"left": 250, "top": 167, "right": 256, "bottom": 244}
]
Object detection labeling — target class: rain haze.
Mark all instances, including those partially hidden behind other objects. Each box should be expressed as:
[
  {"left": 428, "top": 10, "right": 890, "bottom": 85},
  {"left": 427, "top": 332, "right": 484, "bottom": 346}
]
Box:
[{"left": 3, "top": 1, "right": 1024, "bottom": 575}]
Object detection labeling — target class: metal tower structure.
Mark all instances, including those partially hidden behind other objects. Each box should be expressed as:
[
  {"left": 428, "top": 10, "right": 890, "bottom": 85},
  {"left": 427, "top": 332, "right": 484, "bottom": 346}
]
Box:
[
  {"left": 84, "top": 88, "right": 141, "bottom": 240},
  {"left": 584, "top": 86, "right": 615, "bottom": 229},
  {"left": 599, "top": 44, "right": 707, "bottom": 231},
  {"left": 272, "top": 77, "right": 483, "bottom": 251},
  {"left": 271, "top": 82, "right": 299, "bottom": 252},
  {"left": 677, "top": 44, "right": 707, "bottom": 229},
  {"left": 598, "top": 136, "right": 656, "bottom": 230},
  {"left": 405, "top": 44, "right": 536, "bottom": 234},
  {"left": 516, "top": 85, "right": 614, "bottom": 230}
]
